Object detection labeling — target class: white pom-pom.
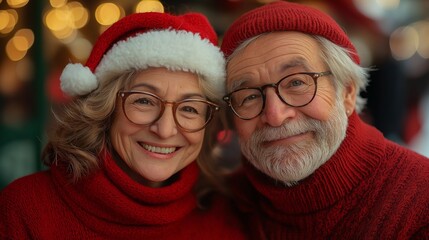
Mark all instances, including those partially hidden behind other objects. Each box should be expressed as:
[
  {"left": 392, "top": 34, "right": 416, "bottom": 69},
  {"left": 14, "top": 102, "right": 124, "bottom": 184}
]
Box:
[{"left": 60, "top": 63, "right": 98, "bottom": 96}]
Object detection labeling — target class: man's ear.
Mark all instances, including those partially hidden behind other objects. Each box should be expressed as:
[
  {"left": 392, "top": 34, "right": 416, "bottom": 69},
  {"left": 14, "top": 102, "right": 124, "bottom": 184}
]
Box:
[{"left": 343, "top": 81, "right": 357, "bottom": 115}]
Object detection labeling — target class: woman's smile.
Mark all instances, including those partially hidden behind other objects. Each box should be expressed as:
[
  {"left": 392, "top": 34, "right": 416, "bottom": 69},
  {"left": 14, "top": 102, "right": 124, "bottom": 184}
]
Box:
[{"left": 139, "top": 142, "right": 179, "bottom": 155}]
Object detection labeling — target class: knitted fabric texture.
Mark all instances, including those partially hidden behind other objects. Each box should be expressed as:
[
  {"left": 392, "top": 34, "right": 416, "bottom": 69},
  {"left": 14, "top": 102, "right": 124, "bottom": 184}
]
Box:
[
  {"left": 220, "top": 1, "right": 360, "bottom": 64},
  {"left": 0, "top": 150, "right": 247, "bottom": 239},
  {"left": 60, "top": 12, "right": 225, "bottom": 97},
  {"left": 232, "top": 112, "right": 429, "bottom": 239}
]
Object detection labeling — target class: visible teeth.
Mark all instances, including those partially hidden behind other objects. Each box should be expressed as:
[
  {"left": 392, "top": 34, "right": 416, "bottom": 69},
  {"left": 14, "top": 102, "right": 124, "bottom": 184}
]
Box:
[{"left": 142, "top": 144, "right": 176, "bottom": 154}]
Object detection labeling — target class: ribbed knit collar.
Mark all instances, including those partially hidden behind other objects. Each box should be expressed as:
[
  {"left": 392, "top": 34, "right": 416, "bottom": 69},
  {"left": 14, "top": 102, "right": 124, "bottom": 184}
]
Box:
[
  {"left": 51, "top": 149, "right": 199, "bottom": 227},
  {"left": 244, "top": 112, "right": 386, "bottom": 214}
]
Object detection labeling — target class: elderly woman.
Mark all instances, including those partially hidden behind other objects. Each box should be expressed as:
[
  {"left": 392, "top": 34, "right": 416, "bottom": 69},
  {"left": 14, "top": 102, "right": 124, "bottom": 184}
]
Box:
[
  {"left": 0, "top": 11, "right": 246, "bottom": 239},
  {"left": 220, "top": 1, "right": 429, "bottom": 239}
]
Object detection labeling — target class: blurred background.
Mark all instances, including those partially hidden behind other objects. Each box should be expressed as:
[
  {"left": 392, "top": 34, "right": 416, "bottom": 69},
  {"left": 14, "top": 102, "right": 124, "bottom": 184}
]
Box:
[{"left": 1, "top": 0, "right": 429, "bottom": 189}]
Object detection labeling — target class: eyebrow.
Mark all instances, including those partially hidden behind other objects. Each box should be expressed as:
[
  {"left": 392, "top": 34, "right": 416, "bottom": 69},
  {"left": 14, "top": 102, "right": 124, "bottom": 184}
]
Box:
[
  {"left": 130, "top": 83, "right": 206, "bottom": 100},
  {"left": 228, "top": 57, "right": 312, "bottom": 92},
  {"left": 229, "top": 79, "right": 249, "bottom": 92},
  {"left": 279, "top": 57, "right": 312, "bottom": 72},
  {"left": 131, "top": 82, "right": 157, "bottom": 91}
]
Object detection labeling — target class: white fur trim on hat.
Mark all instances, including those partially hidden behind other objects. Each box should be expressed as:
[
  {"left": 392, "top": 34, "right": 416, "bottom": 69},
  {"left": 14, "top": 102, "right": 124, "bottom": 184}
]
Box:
[
  {"left": 96, "top": 29, "right": 226, "bottom": 97},
  {"left": 60, "top": 30, "right": 225, "bottom": 98},
  {"left": 60, "top": 63, "right": 98, "bottom": 96}
]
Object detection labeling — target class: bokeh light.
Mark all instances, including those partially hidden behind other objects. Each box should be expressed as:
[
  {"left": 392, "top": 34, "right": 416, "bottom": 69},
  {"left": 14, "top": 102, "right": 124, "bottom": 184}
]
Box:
[
  {"left": 13, "top": 28, "right": 34, "bottom": 51},
  {"left": 6, "top": 0, "right": 29, "bottom": 8},
  {"left": 50, "top": 0, "right": 67, "bottom": 8},
  {"left": 389, "top": 26, "right": 419, "bottom": 60},
  {"left": 0, "top": 11, "right": 9, "bottom": 31},
  {"left": 0, "top": 10, "right": 18, "bottom": 34},
  {"left": 68, "top": 1, "right": 89, "bottom": 29},
  {"left": 44, "top": 8, "right": 75, "bottom": 39},
  {"left": 44, "top": 2, "right": 88, "bottom": 41},
  {"left": 135, "top": 0, "right": 164, "bottom": 13},
  {"left": 95, "top": 3, "right": 123, "bottom": 26},
  {"left": 411, "top": 20, "right": 429, "bottom": 58},
  {"left": 6, "top": 37, "right": 27, "bottom": 61}
]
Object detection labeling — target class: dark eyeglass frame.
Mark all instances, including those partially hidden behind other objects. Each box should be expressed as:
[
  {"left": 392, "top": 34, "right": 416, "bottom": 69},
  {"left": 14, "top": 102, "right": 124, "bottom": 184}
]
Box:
[
  {"left": 223, "top": 71, "right": 332, "bottom": 120},
  {"left": 118, "top": 91, "right": 220, "bottom": 132}
]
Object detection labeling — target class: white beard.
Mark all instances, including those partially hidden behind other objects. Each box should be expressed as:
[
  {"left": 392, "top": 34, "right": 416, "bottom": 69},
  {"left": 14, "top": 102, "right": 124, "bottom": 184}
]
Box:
[{"left": 240, "top": 99, "right": 349, "bottom": 186}]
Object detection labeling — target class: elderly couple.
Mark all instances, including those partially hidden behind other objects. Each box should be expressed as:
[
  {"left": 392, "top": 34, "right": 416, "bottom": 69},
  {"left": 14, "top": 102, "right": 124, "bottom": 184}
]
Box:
[{"left": 1, "top": 1, "right": 428, "bottom": 239}]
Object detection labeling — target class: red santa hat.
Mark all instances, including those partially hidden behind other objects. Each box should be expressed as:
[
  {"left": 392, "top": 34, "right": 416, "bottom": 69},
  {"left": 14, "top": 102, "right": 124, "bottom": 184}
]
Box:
[
  {"left": 220, "top": 1, "right": 360, "bottom": 64},
  {"left": 60, "top": 11, "right": 225, "bottom": 96}
]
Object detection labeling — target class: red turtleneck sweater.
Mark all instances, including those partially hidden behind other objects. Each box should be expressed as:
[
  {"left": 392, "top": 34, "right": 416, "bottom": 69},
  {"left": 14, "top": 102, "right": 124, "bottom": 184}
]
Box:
[
  {"left": 233, "top": 112, "right": 429, "bottom": 239},
  {"left": 0, "top": 151, "right": 246, "bottom": 239}
]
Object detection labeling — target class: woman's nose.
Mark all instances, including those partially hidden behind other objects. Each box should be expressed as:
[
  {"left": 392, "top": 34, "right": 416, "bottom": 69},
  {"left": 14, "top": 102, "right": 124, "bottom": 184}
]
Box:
[{"left": 149, "top": 106, "right": 178, "bottom": 138}]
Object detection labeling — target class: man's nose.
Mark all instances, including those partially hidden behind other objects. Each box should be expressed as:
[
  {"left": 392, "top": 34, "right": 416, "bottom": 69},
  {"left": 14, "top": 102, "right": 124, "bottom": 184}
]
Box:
[{"left": 260, "top": 88, "right": 297, "bottom": 126}]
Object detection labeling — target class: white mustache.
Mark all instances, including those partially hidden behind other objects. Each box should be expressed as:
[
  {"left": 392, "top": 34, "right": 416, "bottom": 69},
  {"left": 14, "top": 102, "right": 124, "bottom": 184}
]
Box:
[{"left": 250, "top": 118, "right": 323, "bottom": 143}]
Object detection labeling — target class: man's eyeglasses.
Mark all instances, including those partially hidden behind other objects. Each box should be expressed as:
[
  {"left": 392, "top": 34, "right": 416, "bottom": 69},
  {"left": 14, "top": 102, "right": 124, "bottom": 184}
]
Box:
[
  {"left": 118, "top": 91, "right": 219, "bottom": 132},
  {"left": 223, "top": 71, "right": 332, "bottom": 120}
]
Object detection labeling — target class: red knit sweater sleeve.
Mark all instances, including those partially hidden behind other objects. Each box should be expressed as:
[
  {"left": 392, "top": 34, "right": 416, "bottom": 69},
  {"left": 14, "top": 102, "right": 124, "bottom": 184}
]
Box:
[{"left": 0, "top": 171, "right": 61, "bottom": 239}]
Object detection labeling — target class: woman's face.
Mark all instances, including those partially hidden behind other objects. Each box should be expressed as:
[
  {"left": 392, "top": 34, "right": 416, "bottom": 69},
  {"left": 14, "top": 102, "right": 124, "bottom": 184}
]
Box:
[{"left": 110, "top": 68, "right": 205, "bottom": 187}]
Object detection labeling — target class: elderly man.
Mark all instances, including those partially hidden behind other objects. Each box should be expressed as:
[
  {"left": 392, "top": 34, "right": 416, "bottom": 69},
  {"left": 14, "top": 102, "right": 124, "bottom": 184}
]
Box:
[{"left": 221, "top": 1, "right": 429, "bottom": 239}]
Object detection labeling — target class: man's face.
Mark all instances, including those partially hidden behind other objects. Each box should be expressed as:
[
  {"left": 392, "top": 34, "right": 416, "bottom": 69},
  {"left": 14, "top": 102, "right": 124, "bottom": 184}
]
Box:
[{"left": 226, "top": 32, "right": 355, "bottom": 185}]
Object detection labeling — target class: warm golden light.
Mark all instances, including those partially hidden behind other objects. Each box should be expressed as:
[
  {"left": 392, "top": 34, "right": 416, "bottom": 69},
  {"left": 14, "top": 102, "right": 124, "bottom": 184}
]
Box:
[
  {"left": 0, "top": 9, "right": 18, "bottom": 34},
  {"left": 6, "top": 0, "right": 29, "bottom": 8},
  {"left": 52, "top": 26, "right": 76, "bottom": 40},
  {"left": 136, "top": 0, "right": 164, "bottom": 13},
  {"left": 95, "top": 3, "right": 122, "bottom": 26},
  {"left": 13, "top": 28, "right": 34, "bottom": 51},
  {"left": 44, "top": 3, "right": 87, "bottom": 40},
  {"left": 68, "top": 1, "right": 89, "bottom": 29},
  {"left": 12, "top": 36, "right": 28, "bottom": 51},
  {"left": 50, "top": 0, "right": 67, "bottom": 8},
  {"left": 6, "top": 38, "right": 27, "bottom": 61},
  {"left": 44, "top": 8, "right": 74, "bottom": 39},
  {"left": 0, "top": 10, "right": 9, "bottom": 31},
  {"left": 55, "top": 7, "right": 72, "bottom": 25},
  {"left": 44, "top": 9, "right": 67, "bottom": 31}
]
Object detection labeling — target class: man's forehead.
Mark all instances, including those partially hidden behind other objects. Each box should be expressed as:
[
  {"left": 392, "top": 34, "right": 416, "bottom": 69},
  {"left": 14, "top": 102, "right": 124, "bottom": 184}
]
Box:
[{"left": 226, "top": 56, "right": 314, "bottom": 91}]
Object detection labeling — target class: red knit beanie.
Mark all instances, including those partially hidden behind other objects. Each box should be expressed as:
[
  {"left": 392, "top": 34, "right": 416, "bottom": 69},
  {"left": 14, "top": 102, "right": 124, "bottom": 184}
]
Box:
[
  {"left": 60, "top": 12, "right": 225, "bottom": 96},
  {"left": 220, "top": 1, "right": 360, "bottom": 64}
]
